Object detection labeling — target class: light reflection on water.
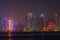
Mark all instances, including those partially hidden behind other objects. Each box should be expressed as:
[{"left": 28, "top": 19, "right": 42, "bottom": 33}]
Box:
[
  {"left": 7, "top": 32, "right": 44, "bottom": 40},
  {"left": 8, "top": 31, "right": 15, "bottom": 40},
  {"left": 7, "top": 32, "right": 35, "bottom": 40}
]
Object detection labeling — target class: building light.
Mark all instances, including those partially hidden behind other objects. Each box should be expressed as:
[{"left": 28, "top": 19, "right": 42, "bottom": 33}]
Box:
[
  {"left": 8, "top": 20, "right": 13, "bottom": 31},
  {"left": 40, "top": 13, "right": 44, "bottom": 18}
]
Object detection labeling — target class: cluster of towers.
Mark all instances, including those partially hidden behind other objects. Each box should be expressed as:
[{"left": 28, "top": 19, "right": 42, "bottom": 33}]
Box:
[
  {"left": 0, "top": 17, "right": 17, "bottom": 32},
  {"left": 24, "top": 12, "right": 58, "bottom": 31}
]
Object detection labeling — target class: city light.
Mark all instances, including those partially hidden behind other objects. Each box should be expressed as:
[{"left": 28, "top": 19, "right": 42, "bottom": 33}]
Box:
[
  {"left": 48, "top": 22, "right": 55, "bottom": 26},
  {"left": 0, "top": 13, "right": 59, "bottom": 32},
  {"left": 8, "top": 20, "right": 13, "bottom": 31},
  {"left": 40, "top": 13, "right": 44, "bottom": 18}
]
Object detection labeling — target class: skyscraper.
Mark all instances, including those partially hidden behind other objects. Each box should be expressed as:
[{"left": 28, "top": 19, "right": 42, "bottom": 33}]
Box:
[
  {"left": 34, "top": 16, "right": 40, "bottom": 29},
  {"left": 8, "top": 20, "right": 13, "bottom": 31},
  {"left": 27, "top": 12, "right": 32, "bottom": 30},
  {"left": 25, "top": 12, "right": 34, "bottom": 30}
]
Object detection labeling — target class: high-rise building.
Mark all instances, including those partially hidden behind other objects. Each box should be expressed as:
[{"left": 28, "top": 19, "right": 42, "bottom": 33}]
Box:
[
  {"left": 8, "top": 20, "right": 13, "bottom": 31},
  {"left": 8, "top": 20, "right": 16, "bottom": 31},
  {"left": 34, "top": 16, "right": 40, "bottom": 29},
  {"left": 25, "top": 12, "right": 35, "bottom": 30},
  {"left": 27, "top": 13, "right": 32, "bottom": 30}
]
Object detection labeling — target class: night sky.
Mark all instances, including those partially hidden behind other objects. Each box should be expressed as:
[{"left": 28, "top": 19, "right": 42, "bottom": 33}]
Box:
[{"left": 0, "top": 0, "right": 60, "bottom": 24}]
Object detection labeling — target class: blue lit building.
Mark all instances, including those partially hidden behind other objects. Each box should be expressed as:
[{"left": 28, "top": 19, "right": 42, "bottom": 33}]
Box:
[{"left": 34, "top": 16, "right": 39, "bottom": 29}]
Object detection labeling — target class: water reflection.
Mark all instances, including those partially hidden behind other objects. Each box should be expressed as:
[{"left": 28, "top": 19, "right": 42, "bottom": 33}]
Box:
[
  {"left": 7, "top": 31, "right": 44, "bottom": 40},
  {"left": 12, "top": 32, "right": 15, "bottom": 40},
  {"left": 8, "top": 32, "right": 38, "bottom": 40},
  {"left": 8, "top": 31, "right": 12, "bottom": 40},
  {"left": 8, "top": 31, "right": 15, "bottom": 40},
  {"left": 0, "top": 31, "right": 58, "bottom": 40}
]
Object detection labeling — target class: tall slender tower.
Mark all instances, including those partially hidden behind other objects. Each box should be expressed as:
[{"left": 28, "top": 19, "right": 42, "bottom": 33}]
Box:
[
  {"left": 8, "top": 20, "right": 13, "bottom": 31},
  {"left": 27, "top": 12, "right": 34, "bottom": 30}
]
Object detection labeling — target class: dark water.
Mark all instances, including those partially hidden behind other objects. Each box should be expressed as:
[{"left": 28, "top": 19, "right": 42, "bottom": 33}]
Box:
[{"left": 0, "top": 32, "right": 60, "bottom": 40}]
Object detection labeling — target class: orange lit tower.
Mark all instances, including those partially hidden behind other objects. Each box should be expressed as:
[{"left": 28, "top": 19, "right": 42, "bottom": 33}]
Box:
[{"left": 8, "top": 20, "right": 13, "bottom": 31}]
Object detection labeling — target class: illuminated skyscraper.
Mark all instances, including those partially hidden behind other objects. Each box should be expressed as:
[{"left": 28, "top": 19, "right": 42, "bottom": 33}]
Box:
[
  {"left": 27, "top": 13, "right": 32, "bottom": 29},
  {"left": 25, "top": 12, "right": 34, "bottom": 30},
  {"left": 34, "top": 16, "right": 40, "bottom": 29},
  {"left": 8, "top": 20, "right": 13, "bottom": 31}
]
